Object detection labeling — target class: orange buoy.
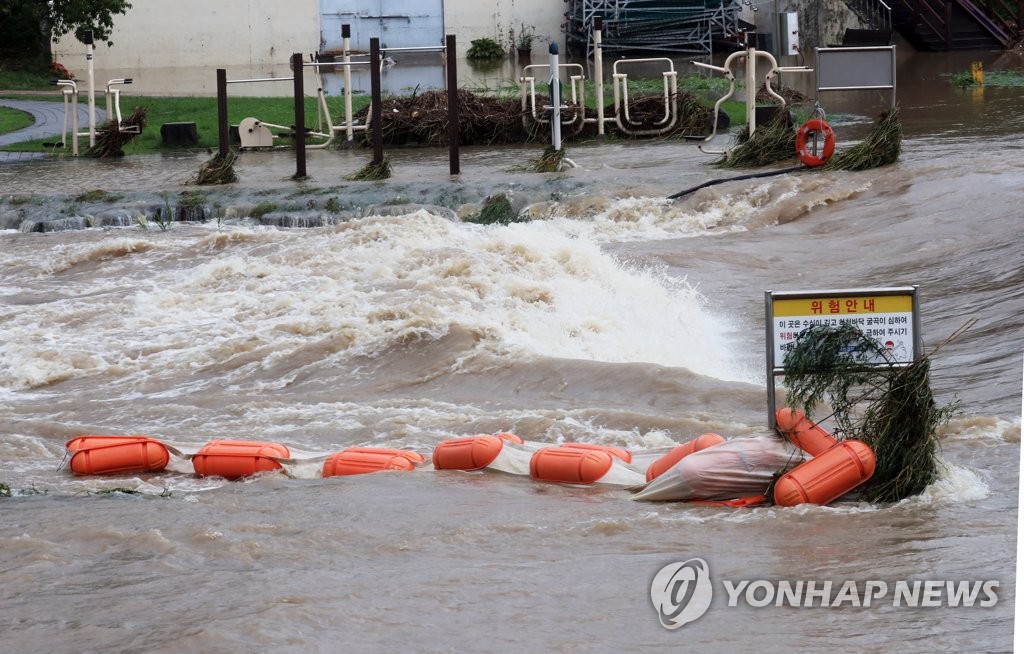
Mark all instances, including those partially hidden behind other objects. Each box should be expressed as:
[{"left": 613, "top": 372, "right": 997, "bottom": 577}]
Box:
[
  {"left": 689, "top": 495, "right": 768, "bottom": 508},
  {"left": 495, "top": 432, "right": 524, "bottom": 444},
  {"left": 773, "top": 440, "right": 876, "bottom": 507},
  {"left": 65, "top": 435, "right": 170, "bottom": 475},
  {"left": 558, "top": 442, "right": 632, "bottom": 464},
  {"left": 774, "top": 407, "right": 837, "bottom": 456},
  {"left": 645, "top": 433, "right": 726, "bottom": 482},
  {"left": 192, "top": 440, "right": 290, "bottom": 479},
  {"left": 322, "top": 448, "right": 419, "bottom": 477},
  {"left": 432, "top": 435, "right": 504, "bottom": 471},
  {"left": 795, "top": 118, "right": 836, "bottom": 168},
  {"left": 529, "top": 447, "right": 613, "bottom": 484}
]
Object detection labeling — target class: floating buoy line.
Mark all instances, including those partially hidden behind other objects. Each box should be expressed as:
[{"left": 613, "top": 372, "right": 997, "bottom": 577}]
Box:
[{"left": 56, "top": 406, "right": 876, "bottom": 508}]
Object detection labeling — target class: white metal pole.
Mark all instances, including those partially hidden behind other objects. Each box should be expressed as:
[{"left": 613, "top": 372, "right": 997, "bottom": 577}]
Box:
[
  {"left": 594, "top": 19, "right": 604, "bottom": 136},
  {"left": 549, "top": 43, "right": 561, "bottom": 151},
  {"left": 87, "top": 40, "right": 96, "bottom": 146},
  {"left": 746, "top": 43, "right": 756, "bottom": 138},
  {"left": 72, "top": 87, "right": 80, "bottom": 156},
  {"left": 343, "top": 25, "right": 354, "bottom": 142}
]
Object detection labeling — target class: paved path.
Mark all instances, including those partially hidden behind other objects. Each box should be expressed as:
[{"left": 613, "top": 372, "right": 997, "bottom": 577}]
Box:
[{"left": 0, "top": 99, "right": 106, "bottom": 162}]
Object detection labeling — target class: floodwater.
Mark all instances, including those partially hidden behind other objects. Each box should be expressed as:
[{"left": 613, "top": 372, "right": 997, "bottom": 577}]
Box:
[{"left": 1, "top": 49, "right": 1023, "bottom": 653}]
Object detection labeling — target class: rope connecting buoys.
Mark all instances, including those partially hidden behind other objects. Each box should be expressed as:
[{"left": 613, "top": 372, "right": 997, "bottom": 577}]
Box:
[
  {"left": 432, "top": 435, "right": 505, "bottom": 471},
  {"left": 645, "top": 433, "right": 726, "bottom": 482},
  {"left": 795, "top": 118, "right": 836, "bottom": 168},
  {"left": 774, "top": 408, "right": 838, "bottom": 456},
  {"left": 322, "top": 447, "right": 423, "bottom": 477},
  {"left": 773, "top": 439, "right": 876, "bottom": 507},
  {"left": 192, "top": 440, "right": 291, "bottom": 480},
  {"left": 529, "top": 447, "right": 614, "bottom": 484},
  {"left": 65, "top": 435, "right": 170, "bottom": 476}
]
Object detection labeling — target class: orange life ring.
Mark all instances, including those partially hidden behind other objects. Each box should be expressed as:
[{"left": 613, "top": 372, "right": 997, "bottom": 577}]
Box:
[{"left": 795, "top": 119, "right": 836, "bottom": 167}]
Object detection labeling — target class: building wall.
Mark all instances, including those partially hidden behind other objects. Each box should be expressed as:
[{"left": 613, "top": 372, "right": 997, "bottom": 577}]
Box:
[
  {"left": 444, "top": 0, "right": 567, "bottom": 56},
  {"left": 52, "top": 0, "right": 321, "bottom": 69},
  {"left": 741, "top": 0, "right": 865, "bottom": 56},
  {"left": 52, "top": 0, "right": 567, "bottom": 67}
]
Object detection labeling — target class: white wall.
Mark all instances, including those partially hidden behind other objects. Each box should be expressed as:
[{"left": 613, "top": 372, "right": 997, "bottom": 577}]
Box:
[
  {"left": 443, "top": 0, "right": 567, "bottom": 57},
  {"left": 52, "top": 0, "right": 321, "bottom": 69},
  {"left": 47, "top": 0, "right": 569, "bottom": 94}
]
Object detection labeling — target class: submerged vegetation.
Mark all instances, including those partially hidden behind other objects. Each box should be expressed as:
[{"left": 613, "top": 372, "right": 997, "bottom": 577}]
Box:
[
  {"left": 84, "top": 106, "right": 147, "bottom": 157},
  {"left": 782, "top": 323, "right": 960, "bottom": 503},
  {"left": 947, "top": 69, "right": 1024, "bottom": 88},
  {"left": 823, "top": 108, "right": 902, "bottom": 171},
  {"left": 715, "top": 112, "right": 796, "bottom": 168},
  {"left": 190, "top": 151, "right": 238, "bottom": 185}
]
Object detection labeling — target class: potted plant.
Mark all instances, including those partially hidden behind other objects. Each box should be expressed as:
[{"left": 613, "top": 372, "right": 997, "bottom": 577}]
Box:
[{"left": 515, "top": 24, "right": 540, "bottom": 58}]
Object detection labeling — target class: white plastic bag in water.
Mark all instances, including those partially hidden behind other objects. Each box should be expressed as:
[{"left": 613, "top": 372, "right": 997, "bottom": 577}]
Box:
[{"left": 632, "top": 435, "right": 806, "bottom": 501}]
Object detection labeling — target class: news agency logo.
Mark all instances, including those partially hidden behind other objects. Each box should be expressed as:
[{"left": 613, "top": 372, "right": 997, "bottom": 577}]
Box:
[
  {"left": 650, "top": 559, "right": 1000, "bottom": 630},
  {"left": 650, "top": 558, "right": 714, "bottom": 629}
]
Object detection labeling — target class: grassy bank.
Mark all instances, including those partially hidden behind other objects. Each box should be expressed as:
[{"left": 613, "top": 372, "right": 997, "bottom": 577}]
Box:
[
  {"left": 2, "top": 67, "right": 749, "bottom": 154},
  {"left": 0, "top": 105, "right": 33, "bottom": 135}
]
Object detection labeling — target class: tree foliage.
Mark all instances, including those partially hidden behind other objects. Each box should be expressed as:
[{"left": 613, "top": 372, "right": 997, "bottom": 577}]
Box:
[{"left": 0, "top": 0, "right": 132, "bottom": 67}]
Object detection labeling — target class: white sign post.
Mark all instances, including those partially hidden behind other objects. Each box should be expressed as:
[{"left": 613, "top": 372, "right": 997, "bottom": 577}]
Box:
[{"left": 764, "top": 286, "right": 922, "bottom": 427}]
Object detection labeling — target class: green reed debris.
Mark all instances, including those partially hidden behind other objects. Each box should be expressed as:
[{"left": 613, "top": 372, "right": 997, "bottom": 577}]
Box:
[
  {"left": 85, "top": 106, "right": 147, "bottom": 158},
  {"left": 824, "top": 108, "right": 902, "bottom": 171},
  {"left": 349, "top": 157, "right": 392, "bottom": 181},
  {"left": 783, "top": 323, "right": 958, "bottom": 503},
  {"left": 190, "top": 151, "right": 238, "bottom": 185},
  {"left": 715, "top": 112, "right": 795, "bottom": 168}
]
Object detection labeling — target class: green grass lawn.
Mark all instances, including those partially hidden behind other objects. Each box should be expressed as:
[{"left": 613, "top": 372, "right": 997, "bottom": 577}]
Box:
[{"left": 0, "top": 105, "right": 33, "bottom": 135}]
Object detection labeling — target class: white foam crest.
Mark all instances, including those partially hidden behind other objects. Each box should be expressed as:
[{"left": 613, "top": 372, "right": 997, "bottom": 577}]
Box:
[
  {"left": 533, "top": 195, "right": 740, "bottom": 243},
  {"left": 0, "top": 211, "right": 748, "bottom": 390},
  {"left": 912, "top": 458, "right": 991, "bottom": 504},
  {"left": 941, "top": 415, "right": 1020, "bottom": 443}
]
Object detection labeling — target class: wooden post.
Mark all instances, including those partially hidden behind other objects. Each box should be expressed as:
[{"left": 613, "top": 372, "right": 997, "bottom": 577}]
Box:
[
  {"left": 370, "top": 38, "right": 384, "bottom": 165},
  {"left": 292, "top": 52, "right": 307, "bottom": 179},
  {"left": 216, "top": 68, "right": 228, "bottom": 158},
  {"left": 445, "top": 34, "right": 460, "bottom": 175}
]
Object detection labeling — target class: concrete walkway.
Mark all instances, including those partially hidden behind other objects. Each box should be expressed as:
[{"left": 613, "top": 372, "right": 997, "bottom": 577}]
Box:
[{"left": 0, "top": 99, "right": 106, "bottom": 162}]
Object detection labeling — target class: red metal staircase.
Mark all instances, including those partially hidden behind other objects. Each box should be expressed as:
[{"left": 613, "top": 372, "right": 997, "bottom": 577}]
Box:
[{"left": 887, "top": 0, "right": 1021, "bottom": 50}]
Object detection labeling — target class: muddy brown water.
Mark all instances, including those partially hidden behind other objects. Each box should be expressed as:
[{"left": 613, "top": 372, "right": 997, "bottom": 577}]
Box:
[{"left": 1, "top": 49, "right": 1022, "bottom": 652}]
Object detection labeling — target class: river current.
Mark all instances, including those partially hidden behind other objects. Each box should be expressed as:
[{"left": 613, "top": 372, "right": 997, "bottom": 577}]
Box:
[{"left": 1, "top": 49, "right": 1022, "bottom": 652}]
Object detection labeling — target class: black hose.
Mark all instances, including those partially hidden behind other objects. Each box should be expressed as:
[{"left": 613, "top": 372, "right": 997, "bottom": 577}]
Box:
[{"left": 667, "top": 165, "right": 806, "bottom": 200}]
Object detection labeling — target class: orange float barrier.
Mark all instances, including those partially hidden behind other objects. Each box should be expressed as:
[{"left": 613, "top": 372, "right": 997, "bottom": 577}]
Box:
[
  {"left": 192, "top": 440, "right": 290, "bottom": 480},
  {"left": 495, "top": 432, "right": 524, "bottom": 444},
  {"left": 689, "top": 495, "right": 768, "bottom": 508},
  {"left": 322, "top": 448, "right": 420, "bottom": 477},
  {"left": 645, "top": 433, "right": 726, "bottom": 482},
  {"left": 529, "top": 447, "right": 613, "bottom": 484},
  {"left": 773, "top": 440, "right": 876, "bottom": 507},
  {"left": 432, "top": 435, "right": 504, "bottom": 471},
  {"left": 774, "top": 408, "right": 837, "bottom": 456},
  {"left": 558, "top": 442, "right": 632, "bottom": 463},
  {"left": 65, "top": 435, "right": 170, "bottom": 475}
]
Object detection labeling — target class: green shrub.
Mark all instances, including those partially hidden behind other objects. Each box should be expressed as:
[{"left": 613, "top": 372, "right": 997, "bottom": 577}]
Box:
[{"left": 467, "top": 38, "right": 506, "bottom": 61}]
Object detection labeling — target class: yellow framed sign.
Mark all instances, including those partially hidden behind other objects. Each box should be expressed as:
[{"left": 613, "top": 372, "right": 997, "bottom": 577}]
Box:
[{"left": 764, "top": 286, "right": 921, "bottom": 427}]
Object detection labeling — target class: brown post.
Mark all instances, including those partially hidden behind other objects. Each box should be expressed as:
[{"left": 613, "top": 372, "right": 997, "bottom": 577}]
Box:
[
  {"left": 370, "top": 38, "right": 384, "bottom": 165},
  {"left": 216, "top": 68, "right": 228, "bottom": 158},
  {"left": 292, "top": 52, "right": 307, "bottom": 179},
  {"left": 445, "top": 34, "right": 460, "bottom": 175}
]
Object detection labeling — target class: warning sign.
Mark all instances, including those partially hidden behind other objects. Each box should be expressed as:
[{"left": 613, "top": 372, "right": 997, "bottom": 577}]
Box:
[
  {"left": 770, "top": 293, "right": 916, "bottom": 368},
  {"left": 763, "top": 286, "right": 921, "bottom": 428}
]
